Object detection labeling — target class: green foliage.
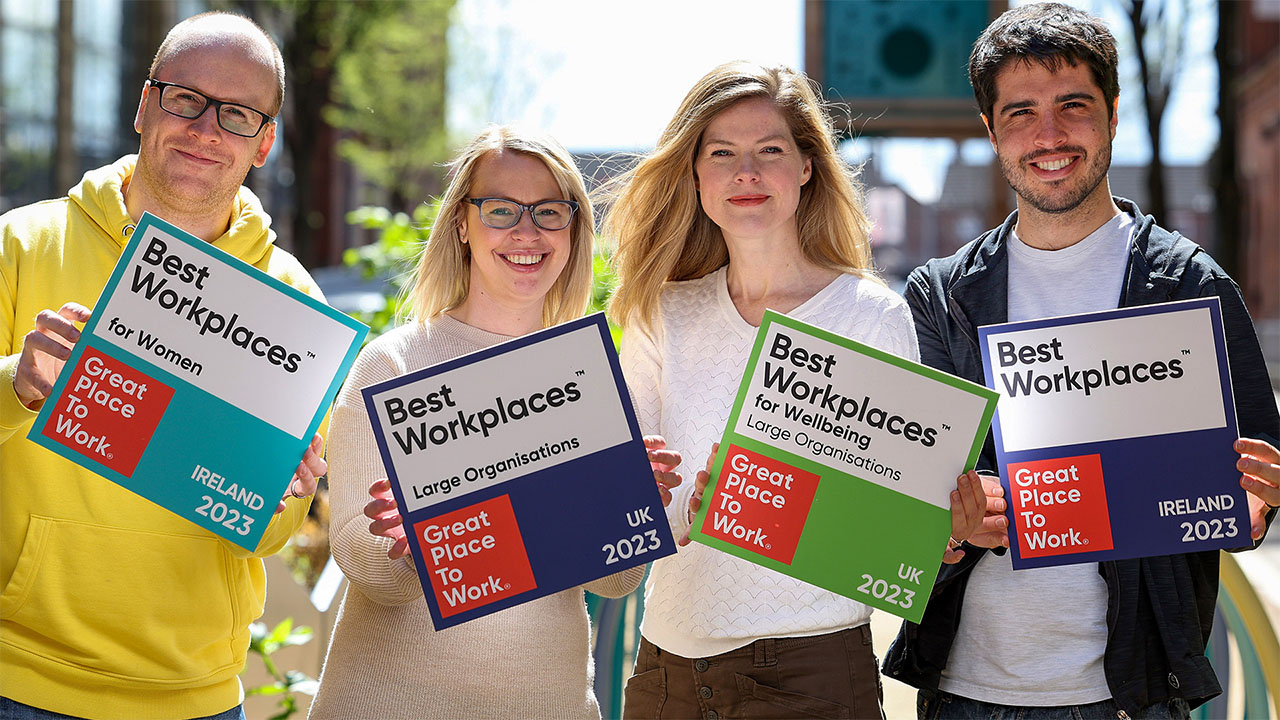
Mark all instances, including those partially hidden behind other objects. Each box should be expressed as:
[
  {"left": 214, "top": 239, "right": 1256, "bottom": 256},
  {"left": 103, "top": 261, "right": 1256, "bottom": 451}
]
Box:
[
  {"left": 325, "top": 0, "right": 456, "bottom": 208},
  {"left": 343, "top": 203, "right": 438, "bottom": 339},
  {"left": 344, "top": 203, "right": 623, "bottom": 346},
  {"left": 589, "top": 250, "right": 622, "bottom": 350},
  {"left": 244, "top": 618, "right": 317, "bottom": 720},
  {"left": 230, "top": 0, "right": 398, "bottom": 63},
  {"left": 223, "top": 0, "right": 410, "bottom": 264}
]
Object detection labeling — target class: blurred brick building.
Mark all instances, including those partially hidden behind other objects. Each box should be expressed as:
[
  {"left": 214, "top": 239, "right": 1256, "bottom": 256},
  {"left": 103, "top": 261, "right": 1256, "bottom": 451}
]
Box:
[{"left": 1232, "top": 0, "right": 1280, "bottom": 379}]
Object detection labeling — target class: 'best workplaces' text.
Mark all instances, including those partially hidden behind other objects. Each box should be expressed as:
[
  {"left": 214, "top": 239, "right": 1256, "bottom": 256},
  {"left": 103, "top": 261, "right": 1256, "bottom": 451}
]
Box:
[
  {"left": 761, "top": 332, "right": 939, "bottom": 446},
  {"left": 995, "top": 336, "right": 1184, "bottom": 398},
  {"left": 381, "top": 380, "right": 582, "bottom": 455},
  {"left": 127, "top": 236, "right": 307, "bottom": 374}
]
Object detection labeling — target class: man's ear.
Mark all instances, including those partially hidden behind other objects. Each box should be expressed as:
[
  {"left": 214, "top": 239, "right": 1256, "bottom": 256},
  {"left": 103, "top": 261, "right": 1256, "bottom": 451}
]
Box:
[
  {"left": 982, "top": 113, "right": 997, "bottom": 150},
  {"left": 252, "top": 122, "right": 276, "bottom": 168},
  {"left": 134, "top": 82, "right": 151, "bottom": 133},
  {"left": 1110, "top": 96, "right": 1119, "bottom": 140}
]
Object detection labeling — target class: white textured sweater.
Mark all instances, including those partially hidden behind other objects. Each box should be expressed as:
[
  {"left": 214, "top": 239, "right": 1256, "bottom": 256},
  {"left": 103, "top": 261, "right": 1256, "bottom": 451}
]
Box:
[
  {"left": 309, "top": 315, "right": 643, "bottom": 720},
  {"left": 621, "top": 267, "right": 920, "bottom": 658}
]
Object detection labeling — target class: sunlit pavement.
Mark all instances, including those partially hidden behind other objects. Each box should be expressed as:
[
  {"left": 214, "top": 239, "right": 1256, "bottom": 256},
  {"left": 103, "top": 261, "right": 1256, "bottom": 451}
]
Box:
[
  {"left": 871, "top": 609, "right": 917, "bottom": 717},
  {"left": 1245, "top": 390, "right": 1280, "bottom": 637}
]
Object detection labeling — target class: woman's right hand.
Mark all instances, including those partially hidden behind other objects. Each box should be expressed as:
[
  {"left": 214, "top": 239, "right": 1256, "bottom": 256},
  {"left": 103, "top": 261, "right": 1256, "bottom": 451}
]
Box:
[
  {"left": 645, "top": 435, "right": 684, "bottom": 506},
  {"left": 365, "top": 478, "right": 409, "bottom": 559}
]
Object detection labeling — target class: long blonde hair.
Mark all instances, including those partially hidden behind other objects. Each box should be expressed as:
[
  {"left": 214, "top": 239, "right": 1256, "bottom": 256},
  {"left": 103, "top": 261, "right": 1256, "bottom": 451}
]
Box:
[
  {"left": 406, "top": 125, "right": 594, "bottom": 327},
  {"left": 604, "top": 61, "right": 877, "bottom": 331}
]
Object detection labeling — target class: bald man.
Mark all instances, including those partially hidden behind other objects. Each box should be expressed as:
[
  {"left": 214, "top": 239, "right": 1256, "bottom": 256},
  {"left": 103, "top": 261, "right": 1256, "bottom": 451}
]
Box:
[{"left": 0, "top": 13, "right": 326, "bottom": 719}]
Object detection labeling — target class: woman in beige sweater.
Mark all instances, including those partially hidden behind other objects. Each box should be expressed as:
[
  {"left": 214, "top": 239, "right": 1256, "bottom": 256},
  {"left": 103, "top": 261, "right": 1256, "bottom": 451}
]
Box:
[{"left": 308, "top": 126, "right": 679, "bottom": 719}]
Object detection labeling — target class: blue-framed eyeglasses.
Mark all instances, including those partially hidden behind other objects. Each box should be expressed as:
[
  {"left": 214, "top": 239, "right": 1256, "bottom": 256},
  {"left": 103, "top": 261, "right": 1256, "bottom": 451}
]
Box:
[
  {"left": 147, "top": 79, "right": 275, "bottom": 138},
  {"left": 465, "top": 197, "right": 579, "bottom": 231}
]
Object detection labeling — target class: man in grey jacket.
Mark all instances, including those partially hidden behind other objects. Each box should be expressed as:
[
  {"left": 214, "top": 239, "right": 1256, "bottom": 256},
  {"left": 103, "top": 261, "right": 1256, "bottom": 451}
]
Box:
[{"left": 883, "top": 4, "right": 1279, "bottom": 719}]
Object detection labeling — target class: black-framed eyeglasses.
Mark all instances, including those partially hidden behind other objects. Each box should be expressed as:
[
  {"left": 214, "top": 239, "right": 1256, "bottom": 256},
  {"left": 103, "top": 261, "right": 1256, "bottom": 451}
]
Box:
[
  {"left": 147, "top": 79, "right": 275, "bottom": 138},
  {"left": 465, "top": 197, "right": 579, "bottom": 231}
]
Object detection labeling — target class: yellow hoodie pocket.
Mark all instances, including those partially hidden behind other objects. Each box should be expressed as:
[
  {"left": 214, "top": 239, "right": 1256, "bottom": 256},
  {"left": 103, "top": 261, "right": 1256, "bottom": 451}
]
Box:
[{"left": 0, "top": 515, "right": 248, "bottom": 686}]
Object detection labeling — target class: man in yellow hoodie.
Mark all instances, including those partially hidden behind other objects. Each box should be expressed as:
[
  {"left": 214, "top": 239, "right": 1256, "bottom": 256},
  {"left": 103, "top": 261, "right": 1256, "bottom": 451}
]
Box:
[{"left": 0, "top": 12, "right": 327, "bottom": 720}]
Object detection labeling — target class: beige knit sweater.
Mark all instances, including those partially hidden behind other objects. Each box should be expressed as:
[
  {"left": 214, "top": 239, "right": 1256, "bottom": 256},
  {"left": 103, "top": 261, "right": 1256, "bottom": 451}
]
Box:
[{"left": 309, "top": 315, "right": 643, "bottom": 720}]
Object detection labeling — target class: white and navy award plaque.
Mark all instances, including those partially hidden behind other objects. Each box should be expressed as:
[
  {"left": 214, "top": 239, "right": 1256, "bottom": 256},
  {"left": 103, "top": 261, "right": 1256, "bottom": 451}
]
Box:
[
  {"left": 362, "top": 313, "right": 674, "bottom": 629},
  {"left": 978, "top": 297, "right": 1248, "bottom": 569}
]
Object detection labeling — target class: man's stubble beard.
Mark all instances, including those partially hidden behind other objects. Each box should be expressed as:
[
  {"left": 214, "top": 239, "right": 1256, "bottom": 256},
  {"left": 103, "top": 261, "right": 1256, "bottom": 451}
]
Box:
[
  {"left": 1000, "top": 140, "right": 1112, "bottom": 216},
  {"left": 132, "top": 150, "right": 252, "bottom": 222}
]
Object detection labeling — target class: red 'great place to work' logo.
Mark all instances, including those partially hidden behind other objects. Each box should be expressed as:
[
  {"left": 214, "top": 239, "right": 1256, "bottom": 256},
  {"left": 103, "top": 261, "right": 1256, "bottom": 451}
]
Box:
[
  {"left": 701, "top": 444, "right": 820, "bottom": 564},
  {"left": 416, "top": 494, "right": 537, "bottom": 618},
  {"left": 43, "top": 347, "right": 173, "bottom": 477},
  {"left": 1008, "top": 453, "right": 1113, "bottom": 558}
]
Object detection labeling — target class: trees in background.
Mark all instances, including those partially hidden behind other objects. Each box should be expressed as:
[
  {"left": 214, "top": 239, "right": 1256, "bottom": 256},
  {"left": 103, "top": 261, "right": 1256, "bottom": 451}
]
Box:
[
  {"left": 1211, "top": 0, "right": 1240, "bottom": 277},
  {"left": 1118, "top": 0, "right": 1190, "bottom": 225},
  {"left": 326, "top": 0, "right": 454, "bottom": 212},
  {"left": 220, "top": 0, "right": 454, "bottom": 267}
]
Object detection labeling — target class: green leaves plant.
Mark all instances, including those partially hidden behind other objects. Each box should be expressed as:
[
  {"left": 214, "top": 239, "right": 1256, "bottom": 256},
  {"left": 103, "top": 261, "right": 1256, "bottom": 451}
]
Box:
[{"left": 243, "top": 618, "right": 318, "bottom": 718}]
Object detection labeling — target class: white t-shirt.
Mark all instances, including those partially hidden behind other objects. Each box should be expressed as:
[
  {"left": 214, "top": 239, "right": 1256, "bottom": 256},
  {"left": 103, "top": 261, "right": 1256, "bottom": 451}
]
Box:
[
  {"left": 621, "top": 266, "right": 920, "bottom": 658},
  {"left": 939, "top": 212, "right": 1135, "bottom": 706}
]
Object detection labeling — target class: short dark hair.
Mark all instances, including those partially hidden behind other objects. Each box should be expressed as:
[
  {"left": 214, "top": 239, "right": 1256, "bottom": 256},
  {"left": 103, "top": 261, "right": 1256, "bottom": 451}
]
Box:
[{"left": 969, "top": 2, "right": 1119, "bottom": 125}]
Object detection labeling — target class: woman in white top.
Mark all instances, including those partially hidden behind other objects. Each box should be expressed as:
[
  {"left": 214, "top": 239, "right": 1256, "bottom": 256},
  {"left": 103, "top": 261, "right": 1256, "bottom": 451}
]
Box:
[
  {"left": 309, "top": 126, "right": 677, "bottom": 720},
  {"left": 604, "top": 62, "right": 993, "bottom": 719}
]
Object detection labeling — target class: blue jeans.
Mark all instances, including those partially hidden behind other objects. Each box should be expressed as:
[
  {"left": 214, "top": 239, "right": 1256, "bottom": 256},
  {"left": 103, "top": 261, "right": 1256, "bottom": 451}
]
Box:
[
  {"left": 917, "top": 690, "right": 1191, "bottom": 720},
  {"left": 0, "top": 698, "right": 245, "bottom": 720}
]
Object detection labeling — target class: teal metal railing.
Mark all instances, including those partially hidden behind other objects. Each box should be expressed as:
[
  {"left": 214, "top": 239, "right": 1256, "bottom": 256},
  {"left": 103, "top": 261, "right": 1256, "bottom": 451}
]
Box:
[
  {"left": 587, "top": 572, "right": 647, "bottom": 720},
  {"left": 1195, "top": 552, "right": 1279, "bottom": 720}
]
